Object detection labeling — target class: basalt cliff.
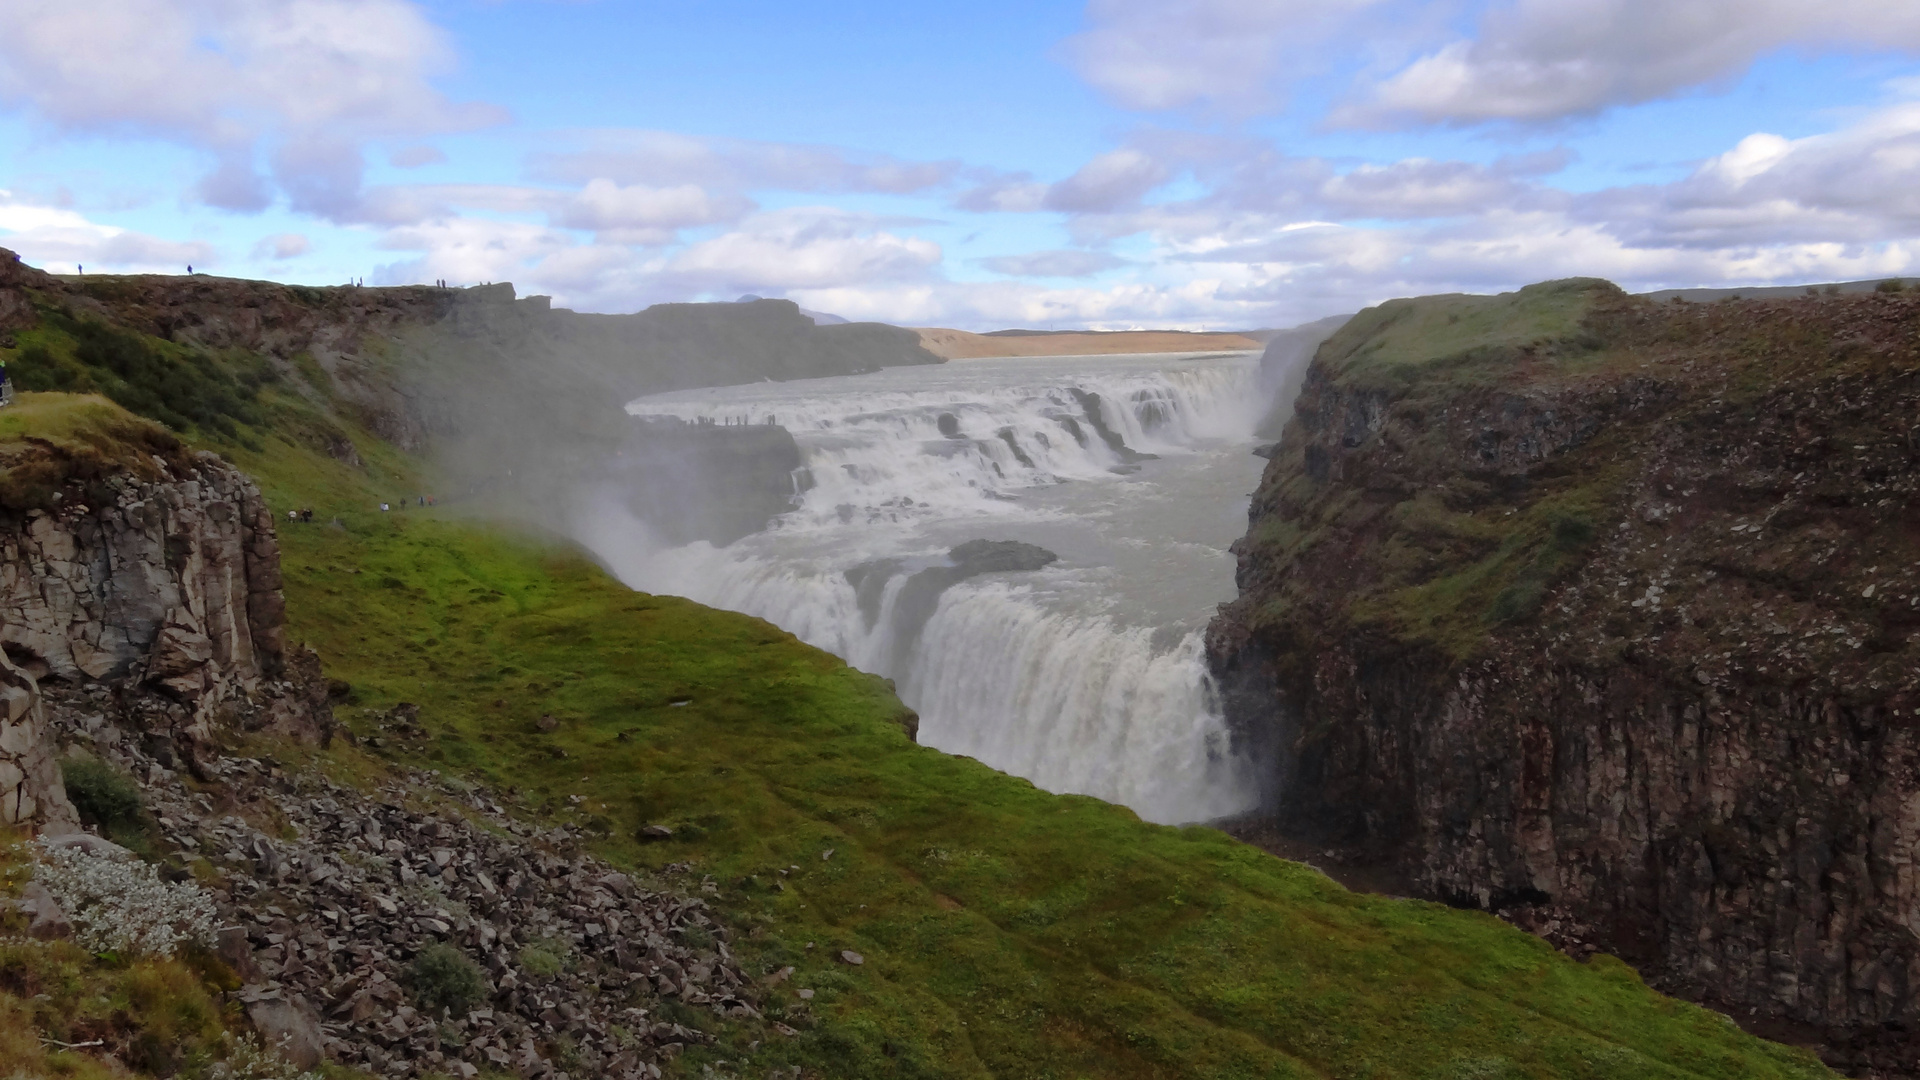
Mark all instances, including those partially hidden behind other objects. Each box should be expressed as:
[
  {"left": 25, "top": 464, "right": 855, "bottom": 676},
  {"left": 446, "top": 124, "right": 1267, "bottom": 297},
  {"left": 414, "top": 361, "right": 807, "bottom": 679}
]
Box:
[
  {"left": 1209, "top": 279, "right": 1920, "bottom": 1072},
  {"left": 0, "top": 403, "right": 334, "bottom": 818}
]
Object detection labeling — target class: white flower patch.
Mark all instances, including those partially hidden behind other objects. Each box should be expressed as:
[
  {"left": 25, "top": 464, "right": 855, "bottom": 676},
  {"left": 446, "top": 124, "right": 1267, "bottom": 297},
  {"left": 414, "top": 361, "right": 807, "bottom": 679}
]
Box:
[
  {"left": 206, "top": 1033, "right": 322, "bottom": 1080},
  {"left": 32, "top": 840, "right": 217, "bottom": 957}
]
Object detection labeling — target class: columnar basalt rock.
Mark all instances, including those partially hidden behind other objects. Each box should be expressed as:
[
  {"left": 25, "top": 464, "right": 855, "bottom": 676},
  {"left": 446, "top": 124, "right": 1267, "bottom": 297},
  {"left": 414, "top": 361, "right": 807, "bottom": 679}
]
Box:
[
  {"left": 0, "top": 649, "right": 78, "bottom": 831},
  {"left": 1209, "top": 286, "right": 1920, "bottom": 1072},
  {"left": 0, "top": 451, "right": 330, "bottom": 771}
]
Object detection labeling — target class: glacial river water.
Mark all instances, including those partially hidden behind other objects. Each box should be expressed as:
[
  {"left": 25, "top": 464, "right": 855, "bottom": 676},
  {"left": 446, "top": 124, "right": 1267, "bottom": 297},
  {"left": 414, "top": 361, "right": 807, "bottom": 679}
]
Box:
[{"left": 573, "top": 351, "right": 1272, "bottom": 824}]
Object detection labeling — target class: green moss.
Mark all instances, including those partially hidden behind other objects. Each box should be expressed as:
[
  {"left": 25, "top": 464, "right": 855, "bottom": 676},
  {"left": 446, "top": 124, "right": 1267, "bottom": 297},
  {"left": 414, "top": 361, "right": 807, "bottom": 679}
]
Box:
[
  {"left": 1319, "top": 278, "right": 1622, "bottom": 390},
  {"left": 60, "top": 757, "right": 150, "bottom": 848}
]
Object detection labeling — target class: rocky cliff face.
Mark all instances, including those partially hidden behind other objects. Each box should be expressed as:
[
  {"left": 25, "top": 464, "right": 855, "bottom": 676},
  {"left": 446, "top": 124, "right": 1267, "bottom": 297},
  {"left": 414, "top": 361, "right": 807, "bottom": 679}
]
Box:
[
  {"left": 0, "top": 649, "right": 78, "bottom": 831},
  {"left": 1209, "top": 281, "right": 1920, "bottom": 1071},
  {"left": 0, "top": 435, "right": 332, "bottom": 790}
]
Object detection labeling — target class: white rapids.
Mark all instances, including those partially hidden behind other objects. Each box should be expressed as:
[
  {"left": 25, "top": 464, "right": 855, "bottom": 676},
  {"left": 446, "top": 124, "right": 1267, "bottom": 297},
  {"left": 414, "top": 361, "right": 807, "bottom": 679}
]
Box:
[{"left": 571, "top": 351, "right": 1273, "bottom": 824}]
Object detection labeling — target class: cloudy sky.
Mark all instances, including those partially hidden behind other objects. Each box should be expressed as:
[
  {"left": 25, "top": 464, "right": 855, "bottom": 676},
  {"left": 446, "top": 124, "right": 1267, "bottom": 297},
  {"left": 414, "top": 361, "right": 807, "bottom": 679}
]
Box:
[{"left": 2, "top": 0, "right": 1918, "bottom": 329}]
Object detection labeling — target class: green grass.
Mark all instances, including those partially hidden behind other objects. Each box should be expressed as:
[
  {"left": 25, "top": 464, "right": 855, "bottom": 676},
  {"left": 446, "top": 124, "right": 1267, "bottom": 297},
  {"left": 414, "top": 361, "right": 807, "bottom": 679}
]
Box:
[
  {"left": 1319, "top": 279, "right": 1620, "bottom": 391},
  {"left": 216, "top": 410, "right": 1830, "bottom": 1079},
  {"left": 0, "top": 391, "right": 191, "bottom": 510}
]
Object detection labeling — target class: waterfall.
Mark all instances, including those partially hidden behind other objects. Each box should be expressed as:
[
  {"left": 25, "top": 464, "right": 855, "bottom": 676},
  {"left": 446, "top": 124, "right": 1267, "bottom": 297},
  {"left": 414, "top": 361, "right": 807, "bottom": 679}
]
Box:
[{"left": 574, "top": 352, "right": 1267, "bottom": 824}]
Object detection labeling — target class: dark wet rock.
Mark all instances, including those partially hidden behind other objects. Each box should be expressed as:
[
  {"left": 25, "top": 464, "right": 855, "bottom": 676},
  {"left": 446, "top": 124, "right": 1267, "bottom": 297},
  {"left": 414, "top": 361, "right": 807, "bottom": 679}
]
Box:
[
  {"left": 947, "top": 540, "right": 1057, "bottom": 576},
  {"left": 843, "top": 558, "right": 904, "bottom": 631},
  {"left": 996, "top": 427, "right": 1036, "bottom": 468},
  {"left": 936, "top": 412, "right": 963, "bottom": 439},
  {"left": 882, "top": 541, "right": 1061, "bottom": 666},
  {"left": 1251, "top": 443, "right": 1279, "bottom": 459},
  {"left": 1068, "top": 388, "right": 1157, "bottom": 465}
]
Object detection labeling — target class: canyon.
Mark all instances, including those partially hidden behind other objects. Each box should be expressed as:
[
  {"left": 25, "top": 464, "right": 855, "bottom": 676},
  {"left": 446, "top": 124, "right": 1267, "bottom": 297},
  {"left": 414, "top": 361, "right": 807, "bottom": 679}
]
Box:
[{"left": 0, "top": 251, "right": 1854, "bottom": 1077}]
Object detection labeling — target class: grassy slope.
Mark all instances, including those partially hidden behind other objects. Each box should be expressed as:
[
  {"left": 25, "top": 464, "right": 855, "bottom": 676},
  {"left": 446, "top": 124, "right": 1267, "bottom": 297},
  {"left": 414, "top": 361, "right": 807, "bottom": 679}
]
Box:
[
  {"left": 0, "top": 276, "right": 1834, "bottom": 1078},
  {"left": 213, "top": 404, "right": 1823, "bottom": 1079}
]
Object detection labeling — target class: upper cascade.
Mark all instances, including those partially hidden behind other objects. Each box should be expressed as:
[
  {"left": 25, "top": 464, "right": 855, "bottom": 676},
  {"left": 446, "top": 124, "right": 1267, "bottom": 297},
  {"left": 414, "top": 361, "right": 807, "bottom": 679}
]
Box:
[{"left": 629, "top": 354, "right": 1262, "bottom": 530}]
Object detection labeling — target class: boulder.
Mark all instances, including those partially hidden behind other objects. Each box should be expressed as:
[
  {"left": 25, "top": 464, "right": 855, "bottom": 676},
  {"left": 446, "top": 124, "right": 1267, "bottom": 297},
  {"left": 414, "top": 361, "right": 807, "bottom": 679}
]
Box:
[{"left": 246, "top": 992, "right": 326, "bottom": 1070}]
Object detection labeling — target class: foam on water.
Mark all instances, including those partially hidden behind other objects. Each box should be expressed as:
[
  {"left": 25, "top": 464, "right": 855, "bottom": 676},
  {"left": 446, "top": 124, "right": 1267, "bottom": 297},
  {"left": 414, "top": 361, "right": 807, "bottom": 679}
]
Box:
[{"left": 572, "top": 352, "right": 1268, "bottom": 824}]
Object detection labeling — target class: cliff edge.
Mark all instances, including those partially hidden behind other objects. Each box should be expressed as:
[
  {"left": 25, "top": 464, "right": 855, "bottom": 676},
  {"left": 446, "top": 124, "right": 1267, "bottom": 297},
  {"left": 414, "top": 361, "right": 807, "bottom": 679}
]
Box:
[{"left": 1209, "top": 279, "right": 1920, "bottom": 1072}]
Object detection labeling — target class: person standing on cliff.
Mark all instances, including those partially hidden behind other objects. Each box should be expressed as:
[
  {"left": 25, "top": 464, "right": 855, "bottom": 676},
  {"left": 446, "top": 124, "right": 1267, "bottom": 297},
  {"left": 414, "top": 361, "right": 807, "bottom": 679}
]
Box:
[{"left": 0, "top": 358, "right": 11, "bottom": 407}]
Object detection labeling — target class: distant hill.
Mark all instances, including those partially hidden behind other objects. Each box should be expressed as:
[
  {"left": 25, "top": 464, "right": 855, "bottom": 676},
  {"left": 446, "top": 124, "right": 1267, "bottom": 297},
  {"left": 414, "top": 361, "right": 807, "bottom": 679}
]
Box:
[{"left": 915, "top": 326, "right": 1262, "bottom": 359}]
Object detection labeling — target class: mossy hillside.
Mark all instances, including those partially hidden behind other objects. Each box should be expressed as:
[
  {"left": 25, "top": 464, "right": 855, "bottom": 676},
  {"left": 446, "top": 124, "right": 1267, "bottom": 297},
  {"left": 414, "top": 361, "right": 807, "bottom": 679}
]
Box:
[
  {"left": 1315, "top": 279, "right": 1621, "bottom": 392},
  {"left": 1240, "top": 279, "right": 1682, "bottom": 658},
  {"left": 1241, "top": 282, "right": 1920, "bottom": 670},
  {"left": 217, "top": 411, "right": 1832, "bottom": 1077}
]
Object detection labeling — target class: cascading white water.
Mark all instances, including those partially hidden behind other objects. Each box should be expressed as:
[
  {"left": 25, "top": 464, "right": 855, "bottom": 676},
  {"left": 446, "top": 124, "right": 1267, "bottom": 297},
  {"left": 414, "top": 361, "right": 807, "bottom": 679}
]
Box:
[{"left": 572, "top": 351, "right": 1269, "bottom": 824}]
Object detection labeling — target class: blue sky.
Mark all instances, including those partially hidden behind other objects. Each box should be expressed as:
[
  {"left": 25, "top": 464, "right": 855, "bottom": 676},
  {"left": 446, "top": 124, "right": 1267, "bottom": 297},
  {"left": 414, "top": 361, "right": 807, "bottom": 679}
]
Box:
[{"left": 3, "top": 0, "right": 1919, "bottom": 329}]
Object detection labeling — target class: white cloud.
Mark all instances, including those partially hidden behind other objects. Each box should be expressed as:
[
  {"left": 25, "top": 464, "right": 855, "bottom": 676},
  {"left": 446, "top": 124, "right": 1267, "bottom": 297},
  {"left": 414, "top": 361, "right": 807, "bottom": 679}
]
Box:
[
  {"left": 391, "top": 145, "right": 448, "bottom": 169},
  {"left": 0, "top": 0, "right": 504, "bottom": 217},
  {"left": 952, "top": 174, "right": 1049, "bottom": 213},
  {"left": 252, "top": 232, "right": 311, "bottom": 260},
  {"left": 1343, "top": 0, "right": 1920, "bottom": 127},
  {"left": 532, "top": 130, "right": 960, "bottom": 195},
  {"left": 1043, "top": 148, "right": 1171, "bottom": 213},
  {"left": 980, "top": 250, "right": 1130, "bottom": 278},
  {"left": 1580, "top": 98, "right": 1920, "bottom": 247},
  {"left": 555, "top": 180, "right": 752, "bottom": 245},
  {"left": 0, "top": 190, "right": 213, "bottom": 272},
  {"left": 1062, "top": 0, "right": 1392, "bottom": 112},
  {"left": 668, "top": 208, "right": 942, "bottom": 292}
]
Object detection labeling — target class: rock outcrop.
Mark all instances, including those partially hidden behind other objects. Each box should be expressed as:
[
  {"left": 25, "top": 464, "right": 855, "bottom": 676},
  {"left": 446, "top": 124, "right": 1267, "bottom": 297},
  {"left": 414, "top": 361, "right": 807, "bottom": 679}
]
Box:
[
  {"left": 0, "top": 650, "right": 78, "bottom": 831},
  {"left": 1209, "top": 281, "right": 1920, "bottom": 1072},
  {"left": 1, "top": 438, "right": 331, "bottom": 785}
]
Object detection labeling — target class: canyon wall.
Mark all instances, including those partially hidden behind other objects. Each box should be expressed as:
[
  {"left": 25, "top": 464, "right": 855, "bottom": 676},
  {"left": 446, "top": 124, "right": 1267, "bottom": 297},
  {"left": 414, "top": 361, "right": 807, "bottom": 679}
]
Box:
[{"left": 1209, "top": 280, "right": 1920, "bottom": 1069}]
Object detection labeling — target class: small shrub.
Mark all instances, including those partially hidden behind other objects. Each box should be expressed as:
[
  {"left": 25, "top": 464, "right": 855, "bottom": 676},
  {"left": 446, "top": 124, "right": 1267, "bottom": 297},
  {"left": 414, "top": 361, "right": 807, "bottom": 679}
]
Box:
[
  {"left": 1550, "top": 512, "right": 1596, "bottom": 548},
  {"left": 32, "top": 841, "right": 217, "bottom": 957},
  {"left": 1875, "top": 279, "right": 1907, "bottom": 294},
  {"left": 406, "top": 944, "right": 484, "bottom": 1016},
  {"left": 517, "top": 940, "right": 567, "bottom": 979},
  {"left": 60, "top": 757, "right": 145, "bottom": 835}
]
